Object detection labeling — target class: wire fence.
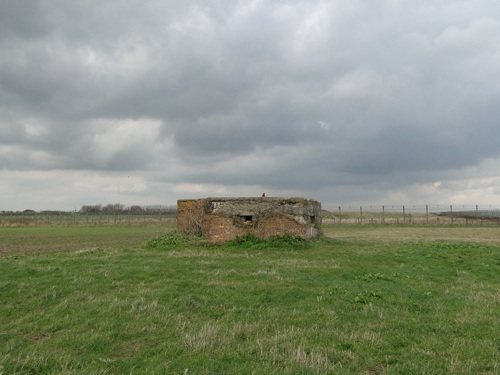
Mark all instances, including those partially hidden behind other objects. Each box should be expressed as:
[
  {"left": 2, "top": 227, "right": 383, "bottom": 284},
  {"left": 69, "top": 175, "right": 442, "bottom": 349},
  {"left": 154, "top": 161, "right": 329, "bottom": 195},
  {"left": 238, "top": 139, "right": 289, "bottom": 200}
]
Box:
[
  {"left": 0, "top": 212, "right": 176, "bottom": 227},
  {"left": 3, "top": 204, "right": 500, "bottom": 227},
  {"left": 323, "top": 204, "right": 500, "bottom": 225}
]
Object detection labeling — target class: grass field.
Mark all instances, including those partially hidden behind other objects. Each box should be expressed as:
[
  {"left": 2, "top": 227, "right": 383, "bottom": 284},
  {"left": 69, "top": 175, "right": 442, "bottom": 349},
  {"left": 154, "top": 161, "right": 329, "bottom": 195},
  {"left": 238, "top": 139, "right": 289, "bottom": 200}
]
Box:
[{"left": 0, "top": 223, "right": 499, "bottom": 374}]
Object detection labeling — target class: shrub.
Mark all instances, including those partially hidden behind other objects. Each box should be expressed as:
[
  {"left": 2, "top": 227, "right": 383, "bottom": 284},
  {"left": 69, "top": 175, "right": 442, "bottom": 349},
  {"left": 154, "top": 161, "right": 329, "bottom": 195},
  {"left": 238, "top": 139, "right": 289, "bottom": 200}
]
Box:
[
  {"left": 145, "top": 231, "right": 201, "bottom": 249},
  {"left": 225, "top": 234, "right": 308, "bottom": 249}
]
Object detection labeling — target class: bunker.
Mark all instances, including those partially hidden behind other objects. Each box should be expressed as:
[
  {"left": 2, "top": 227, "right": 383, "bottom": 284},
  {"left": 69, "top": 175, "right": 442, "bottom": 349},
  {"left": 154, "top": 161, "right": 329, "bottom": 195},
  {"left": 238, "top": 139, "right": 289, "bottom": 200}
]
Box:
[{"left": 177, "top": 197, "right": 321, "bottom": 242}]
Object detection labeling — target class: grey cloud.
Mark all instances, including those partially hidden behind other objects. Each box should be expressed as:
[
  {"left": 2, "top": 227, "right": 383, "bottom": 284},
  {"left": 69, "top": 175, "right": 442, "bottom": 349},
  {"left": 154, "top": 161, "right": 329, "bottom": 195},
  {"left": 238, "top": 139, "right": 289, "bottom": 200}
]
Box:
[
  {"left": 0, "top": 0, "right": 50, "bottom": 41},
  {"left": 0, "top": 121, "right": 27, "bottom": 144},
  {"left": 2, "top": 0, "right": 500, "bottom": 210}
]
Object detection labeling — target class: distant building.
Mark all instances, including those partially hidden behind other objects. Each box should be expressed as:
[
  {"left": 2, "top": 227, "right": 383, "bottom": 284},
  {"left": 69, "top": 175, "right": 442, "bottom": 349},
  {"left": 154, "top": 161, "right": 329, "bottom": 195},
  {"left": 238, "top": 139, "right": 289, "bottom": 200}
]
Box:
[{"left": 177, "top": 197, "right": 322, "bottom": 242}]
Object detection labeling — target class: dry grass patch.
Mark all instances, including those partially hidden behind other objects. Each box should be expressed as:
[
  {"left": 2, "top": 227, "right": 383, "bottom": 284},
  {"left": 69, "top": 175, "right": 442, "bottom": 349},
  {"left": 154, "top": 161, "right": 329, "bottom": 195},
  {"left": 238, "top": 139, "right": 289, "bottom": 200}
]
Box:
[{"left": 324, "top": 224, "right": 500, "bottom": 245}]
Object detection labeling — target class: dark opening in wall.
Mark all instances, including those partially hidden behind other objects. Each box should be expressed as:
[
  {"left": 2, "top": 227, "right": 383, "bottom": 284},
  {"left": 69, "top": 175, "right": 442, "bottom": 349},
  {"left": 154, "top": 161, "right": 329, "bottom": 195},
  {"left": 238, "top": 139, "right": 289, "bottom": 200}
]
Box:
[
  {"left": 310, "top": 215, "right": 316, "bottom": 224},
  {"left": 242, "top": 215, "right": 253, "bottom": 223}
]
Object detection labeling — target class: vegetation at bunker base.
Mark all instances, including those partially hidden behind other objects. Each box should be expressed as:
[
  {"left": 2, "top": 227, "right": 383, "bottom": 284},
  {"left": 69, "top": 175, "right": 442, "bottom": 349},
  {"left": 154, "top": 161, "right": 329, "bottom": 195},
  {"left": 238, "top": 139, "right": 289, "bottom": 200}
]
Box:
[
  {"left": 145, "top": 232, "right": 309, "bottom": 250},
  {"left": 0, "top": 225, "right": 499, "bottom": 374}
]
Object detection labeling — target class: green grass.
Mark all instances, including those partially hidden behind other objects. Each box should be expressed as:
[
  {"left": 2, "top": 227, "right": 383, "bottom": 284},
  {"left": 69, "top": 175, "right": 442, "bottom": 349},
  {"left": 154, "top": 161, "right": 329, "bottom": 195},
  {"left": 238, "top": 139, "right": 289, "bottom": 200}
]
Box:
[{"left": 1, "top": 224, "right": 499, "bottom": 374}]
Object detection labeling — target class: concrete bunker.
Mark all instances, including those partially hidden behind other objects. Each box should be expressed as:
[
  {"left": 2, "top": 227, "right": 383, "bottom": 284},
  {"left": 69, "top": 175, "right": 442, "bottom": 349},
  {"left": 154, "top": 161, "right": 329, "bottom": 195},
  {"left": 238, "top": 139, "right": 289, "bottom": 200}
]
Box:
[{"left": 177, "top": 197, "right": 322, "bottom": 242}]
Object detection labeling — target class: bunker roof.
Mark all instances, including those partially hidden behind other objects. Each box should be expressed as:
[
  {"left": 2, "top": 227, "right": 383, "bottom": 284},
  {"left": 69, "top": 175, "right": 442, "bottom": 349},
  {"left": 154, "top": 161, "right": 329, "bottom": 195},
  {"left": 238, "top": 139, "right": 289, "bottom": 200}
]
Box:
[{"left": 177, "top": 197, "right": 319, "bottom": 203}]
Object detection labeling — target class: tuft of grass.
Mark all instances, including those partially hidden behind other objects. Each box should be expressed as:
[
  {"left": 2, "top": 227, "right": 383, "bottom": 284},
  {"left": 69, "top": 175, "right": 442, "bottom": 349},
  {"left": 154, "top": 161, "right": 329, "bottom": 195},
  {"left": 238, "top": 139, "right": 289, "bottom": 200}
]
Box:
[
  {"left": 144, "top": 230, "right": 203, "bottom": 249},
  {"left": 225, "top": 234, "right": 309, "bottom": 250}
]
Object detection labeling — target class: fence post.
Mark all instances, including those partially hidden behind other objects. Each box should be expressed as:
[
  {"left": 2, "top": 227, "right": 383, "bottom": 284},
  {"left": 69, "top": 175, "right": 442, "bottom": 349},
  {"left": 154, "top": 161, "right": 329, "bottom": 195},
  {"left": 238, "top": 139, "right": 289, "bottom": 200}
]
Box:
[
  {"left": 403, "top": 205, "right": 405, "bottom": 224},
  {"left": 338, "top": 206, "right": 342, "bottom": 225},
  {"left": 359, "top": 206, "right": 362, "bottom": 225},
  {"left": 382, "top": 205, "right": 385, "bottom": 224}
]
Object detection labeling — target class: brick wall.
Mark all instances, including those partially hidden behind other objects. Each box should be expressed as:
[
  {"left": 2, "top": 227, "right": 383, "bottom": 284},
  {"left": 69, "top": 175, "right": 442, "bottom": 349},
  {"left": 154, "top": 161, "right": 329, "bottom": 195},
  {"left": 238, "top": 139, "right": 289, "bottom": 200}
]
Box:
[
  {"left": 259, "top": 215, "right": 307, "bottom": 238},
  {"left": 202, "top": 215, "right": 246, "bottom": 242}
]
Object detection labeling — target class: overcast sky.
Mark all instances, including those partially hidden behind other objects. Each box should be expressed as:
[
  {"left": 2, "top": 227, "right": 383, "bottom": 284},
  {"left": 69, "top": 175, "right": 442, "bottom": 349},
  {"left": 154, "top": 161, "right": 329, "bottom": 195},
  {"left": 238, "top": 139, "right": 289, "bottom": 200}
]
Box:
[{"left": 2, "top": 0, "right": 500, "bottom": 211}]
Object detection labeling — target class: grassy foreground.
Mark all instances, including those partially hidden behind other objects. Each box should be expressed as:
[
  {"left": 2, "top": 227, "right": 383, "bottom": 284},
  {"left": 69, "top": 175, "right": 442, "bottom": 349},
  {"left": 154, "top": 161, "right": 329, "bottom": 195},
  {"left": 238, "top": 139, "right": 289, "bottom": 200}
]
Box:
[{"left": 0, "top": 224, "right": 499, "bottom": 374}]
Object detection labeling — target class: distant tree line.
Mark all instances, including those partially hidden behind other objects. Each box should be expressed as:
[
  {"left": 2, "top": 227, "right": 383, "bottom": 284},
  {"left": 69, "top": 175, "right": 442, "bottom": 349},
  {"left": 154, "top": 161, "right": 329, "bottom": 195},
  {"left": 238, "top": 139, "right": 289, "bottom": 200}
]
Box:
[{"left": 80, "top": 204, "right": 176, "bottom": 215}]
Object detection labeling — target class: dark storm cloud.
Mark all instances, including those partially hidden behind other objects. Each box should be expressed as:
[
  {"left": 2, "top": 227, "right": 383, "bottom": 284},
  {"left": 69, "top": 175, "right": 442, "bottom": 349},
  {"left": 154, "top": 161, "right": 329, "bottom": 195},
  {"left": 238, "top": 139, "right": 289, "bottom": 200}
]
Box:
[
  {"left": 2, "top": 0, "right": 500, "bottom": 209},
  {"left": 0, "top": 0, "right": 50, "bottom": 41}
]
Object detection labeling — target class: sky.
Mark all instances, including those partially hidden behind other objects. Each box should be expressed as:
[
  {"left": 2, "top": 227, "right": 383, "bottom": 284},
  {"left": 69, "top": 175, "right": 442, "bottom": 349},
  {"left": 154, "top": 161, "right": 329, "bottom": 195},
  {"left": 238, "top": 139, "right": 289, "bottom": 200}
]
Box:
[{"left": 2, "top": 0, "right": 500, "bottom": 212}]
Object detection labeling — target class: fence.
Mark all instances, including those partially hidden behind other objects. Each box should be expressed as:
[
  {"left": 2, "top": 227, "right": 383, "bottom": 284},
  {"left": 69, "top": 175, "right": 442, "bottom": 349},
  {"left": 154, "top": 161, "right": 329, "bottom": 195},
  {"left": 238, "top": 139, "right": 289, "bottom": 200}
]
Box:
[
  {"left": 323, "top": 205, "right": 500, "bottom": 225},
  {"left": 0, "top": 212, "right": 176, "bottom": 227},
  {"left": 3, "top": 204, "right": 500, "bottom": 227}
]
